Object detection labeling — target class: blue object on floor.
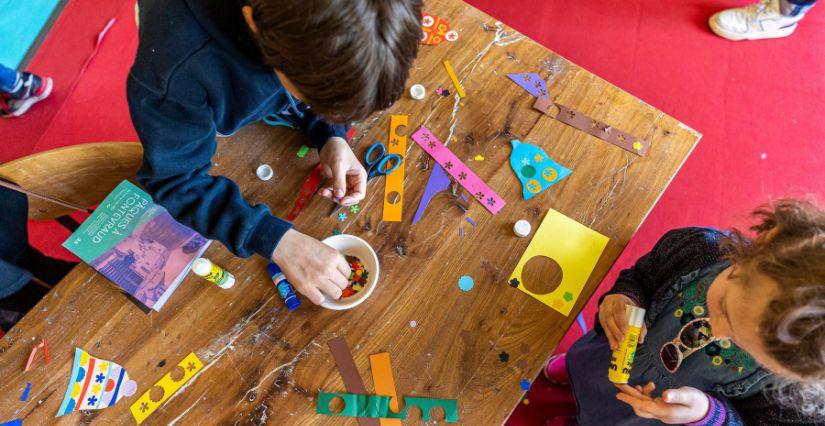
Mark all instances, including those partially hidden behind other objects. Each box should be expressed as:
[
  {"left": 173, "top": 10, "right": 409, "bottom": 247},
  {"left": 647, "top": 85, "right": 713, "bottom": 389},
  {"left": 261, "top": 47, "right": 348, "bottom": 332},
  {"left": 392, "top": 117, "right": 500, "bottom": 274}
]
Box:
[
  {"left": 0, "top": 0, "right": 63, "bottom": 68},
  {"left": 20, "top": 381, "right": 31, "bottom": 401}
]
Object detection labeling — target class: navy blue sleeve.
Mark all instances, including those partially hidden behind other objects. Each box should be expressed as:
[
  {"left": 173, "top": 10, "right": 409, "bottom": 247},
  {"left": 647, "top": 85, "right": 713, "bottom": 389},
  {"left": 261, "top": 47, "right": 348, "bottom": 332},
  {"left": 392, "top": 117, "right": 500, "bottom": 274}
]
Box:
[
  {"left": 291, "top": 103, "right": 350, "bottom": 150},
  {"left": 127, "top": 76, "right": 293, "bottom": 259}
]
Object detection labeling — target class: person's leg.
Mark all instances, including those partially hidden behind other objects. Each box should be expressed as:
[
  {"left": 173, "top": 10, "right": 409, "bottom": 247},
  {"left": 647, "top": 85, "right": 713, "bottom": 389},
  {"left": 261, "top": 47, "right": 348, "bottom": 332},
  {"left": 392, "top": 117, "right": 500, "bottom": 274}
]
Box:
[
  {"left": 709, "top": 0, "right": 815, "bottom": 41},
  {"left": 0, "top": 63, "right": 21, "bottom": 94},
  {"left": 0, "top": 70, "right": 53, "bottom": 118}
]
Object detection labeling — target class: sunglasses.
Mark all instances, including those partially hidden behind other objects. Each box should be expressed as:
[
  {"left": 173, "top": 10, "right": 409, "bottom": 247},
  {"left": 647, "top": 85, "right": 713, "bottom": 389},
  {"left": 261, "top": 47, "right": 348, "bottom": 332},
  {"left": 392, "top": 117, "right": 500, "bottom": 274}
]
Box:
[{"left": 659, "top": 317, "right": 717, "bottom": 373}]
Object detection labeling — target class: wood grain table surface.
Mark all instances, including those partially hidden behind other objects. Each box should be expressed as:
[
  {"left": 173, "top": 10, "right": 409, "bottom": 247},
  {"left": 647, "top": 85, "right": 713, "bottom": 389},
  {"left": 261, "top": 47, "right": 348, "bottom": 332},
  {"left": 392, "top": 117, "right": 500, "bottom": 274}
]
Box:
[{"left": 0, "top": 0, "right": 700, "bottom": 424}]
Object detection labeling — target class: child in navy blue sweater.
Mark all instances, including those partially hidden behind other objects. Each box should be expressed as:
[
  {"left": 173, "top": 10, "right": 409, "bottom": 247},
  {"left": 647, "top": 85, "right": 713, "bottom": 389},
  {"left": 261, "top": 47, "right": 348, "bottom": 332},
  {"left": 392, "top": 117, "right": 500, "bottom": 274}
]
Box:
[{"left": 128, "top": 0, "right": 422, "bottom": 304}]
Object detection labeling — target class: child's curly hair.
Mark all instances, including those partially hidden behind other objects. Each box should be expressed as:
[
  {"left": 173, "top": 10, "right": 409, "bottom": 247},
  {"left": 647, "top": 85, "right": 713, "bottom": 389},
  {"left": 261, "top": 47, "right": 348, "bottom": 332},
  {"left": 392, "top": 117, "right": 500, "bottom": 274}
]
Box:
[{"left": 723, "top": 199, "right": 825, "bottom": 416}]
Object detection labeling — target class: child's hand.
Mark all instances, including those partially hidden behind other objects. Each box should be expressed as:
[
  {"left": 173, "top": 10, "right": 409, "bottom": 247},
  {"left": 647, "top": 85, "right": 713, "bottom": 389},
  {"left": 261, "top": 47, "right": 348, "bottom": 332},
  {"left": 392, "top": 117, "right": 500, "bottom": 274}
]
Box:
[
  {"left": 599, "top": 294, "right": 648, "bottom": 349},
  {"left": 615, "top": 383, "right": 710, "bottom": 424},
  {"left": 318, "top": 137, "right": 367, "bottom": 206},
  {"left": 272, "top": 229, "right": 351, "bottom": 304}
]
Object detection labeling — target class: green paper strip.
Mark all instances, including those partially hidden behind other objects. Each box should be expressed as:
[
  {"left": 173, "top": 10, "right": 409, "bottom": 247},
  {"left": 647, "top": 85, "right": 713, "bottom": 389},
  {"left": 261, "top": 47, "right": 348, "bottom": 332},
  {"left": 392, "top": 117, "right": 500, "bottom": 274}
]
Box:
[
  {"left": 316, "top": 392, "right": 459, "bottom": 423},
  {"left": 297, "top": 145, "right": 310, "bottom": 158}
]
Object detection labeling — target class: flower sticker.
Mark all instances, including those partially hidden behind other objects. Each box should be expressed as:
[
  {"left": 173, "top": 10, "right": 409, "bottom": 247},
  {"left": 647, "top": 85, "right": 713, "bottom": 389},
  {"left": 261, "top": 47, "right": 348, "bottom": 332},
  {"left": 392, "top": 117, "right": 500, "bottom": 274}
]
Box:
[
  {"left": 508, "top": 278, "right": 520, "bottom": 288},
  {"left": 458, "top": 171, "right": 467, "bottom": 180}
]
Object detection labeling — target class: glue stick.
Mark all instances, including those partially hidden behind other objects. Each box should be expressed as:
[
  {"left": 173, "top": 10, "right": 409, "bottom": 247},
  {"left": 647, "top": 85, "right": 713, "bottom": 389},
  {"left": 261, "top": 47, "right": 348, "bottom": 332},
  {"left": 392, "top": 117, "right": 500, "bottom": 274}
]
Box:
[
  {"left": 608, "top": 304, "right": 646, "bottom": 384},
  {"left": 192, "top": 258, "right": 235, "bottom": 289},
  {"left": 267, "top": 263, "right": 301, "bottom": 311}
]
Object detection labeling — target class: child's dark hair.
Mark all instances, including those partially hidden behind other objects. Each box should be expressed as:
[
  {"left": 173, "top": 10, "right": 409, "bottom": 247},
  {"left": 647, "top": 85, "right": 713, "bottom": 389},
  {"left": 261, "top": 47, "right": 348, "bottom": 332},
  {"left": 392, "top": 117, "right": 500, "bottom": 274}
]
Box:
[
  {"left": 723, "top": 199, "right": 825, "bottom": 381},
  {"left": 248, "top": 0, "right": 423, "bottom": 122}
]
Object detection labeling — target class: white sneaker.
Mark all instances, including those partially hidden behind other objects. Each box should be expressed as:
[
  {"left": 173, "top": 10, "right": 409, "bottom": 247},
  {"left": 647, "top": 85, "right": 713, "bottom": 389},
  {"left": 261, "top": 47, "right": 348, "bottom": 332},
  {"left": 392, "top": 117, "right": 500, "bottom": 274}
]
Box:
[{"left": 709, "top": 0, "right": 804, "bottom": 41}]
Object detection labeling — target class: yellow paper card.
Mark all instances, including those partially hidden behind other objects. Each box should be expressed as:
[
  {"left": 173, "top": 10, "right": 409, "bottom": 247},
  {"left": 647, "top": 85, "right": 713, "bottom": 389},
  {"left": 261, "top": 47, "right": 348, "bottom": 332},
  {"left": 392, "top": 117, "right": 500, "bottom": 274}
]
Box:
[
  {"left": 130, "top": 352, "right": 204, "bottom": 424},
  {"left": 382, "top": 115, "right": 408, "bottom": 222},
  {"left": 508, "top": 209, "right": 609, "bottom": 316},
  {"left": 369, "top": 352, "right": 402, "bottom": 426}
]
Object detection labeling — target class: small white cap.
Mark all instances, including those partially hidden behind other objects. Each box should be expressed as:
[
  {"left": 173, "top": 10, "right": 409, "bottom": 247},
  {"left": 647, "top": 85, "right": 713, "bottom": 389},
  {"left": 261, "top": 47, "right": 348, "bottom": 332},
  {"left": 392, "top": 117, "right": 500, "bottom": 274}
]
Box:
[
  {"left": 410, "top": 84, "right": 426, "bottom": 100},
  {"left": 256, "top": 164, "right": 273, "bottom": 181},
  {"left": 625, "top": 305, "right": 646, "bottom": 328},
  {"left": 192, "top": 258, "right": 211, "bottom": 276},
  {"left": 514, "top": 220, "right": 531, "bottom": 237}
]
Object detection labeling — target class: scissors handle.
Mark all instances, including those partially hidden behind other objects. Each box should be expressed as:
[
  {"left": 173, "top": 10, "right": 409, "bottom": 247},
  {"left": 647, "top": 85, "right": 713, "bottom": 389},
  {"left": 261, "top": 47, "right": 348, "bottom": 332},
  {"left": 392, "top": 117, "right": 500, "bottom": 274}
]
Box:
[
  {"left": 364, "top": 143, "right": 386, "bottom": 168},
  {"left": 372, "top": 154, "right": 402, "bottom": 176}
]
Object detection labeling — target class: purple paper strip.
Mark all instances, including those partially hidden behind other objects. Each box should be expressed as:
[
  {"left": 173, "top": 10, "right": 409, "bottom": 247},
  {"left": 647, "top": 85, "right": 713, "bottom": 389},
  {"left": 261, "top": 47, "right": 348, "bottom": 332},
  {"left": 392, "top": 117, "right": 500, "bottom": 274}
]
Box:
[
  {"left": 412, "top": 164, "right": 452, "bottom": 225},
  {"left": 466, "top": 217, "right": 477, "bottom": 227},
  {"left": 507, "top": 73, "right": 548, "bottom": 99}
]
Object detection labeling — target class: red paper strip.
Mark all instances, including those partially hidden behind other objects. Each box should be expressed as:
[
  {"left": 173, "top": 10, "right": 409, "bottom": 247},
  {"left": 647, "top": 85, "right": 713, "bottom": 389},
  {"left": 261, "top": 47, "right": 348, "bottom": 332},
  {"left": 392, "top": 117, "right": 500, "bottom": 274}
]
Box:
[{"left": 286, "top": 164, "right": 324, "bottom": 221}]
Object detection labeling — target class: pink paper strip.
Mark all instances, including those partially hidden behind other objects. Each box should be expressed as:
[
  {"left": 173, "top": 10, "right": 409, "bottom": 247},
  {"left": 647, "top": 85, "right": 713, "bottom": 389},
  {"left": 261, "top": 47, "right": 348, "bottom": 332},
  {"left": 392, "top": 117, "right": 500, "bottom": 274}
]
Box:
[{"left": 411, "top": 127, "right": 505, "bottom": 215}]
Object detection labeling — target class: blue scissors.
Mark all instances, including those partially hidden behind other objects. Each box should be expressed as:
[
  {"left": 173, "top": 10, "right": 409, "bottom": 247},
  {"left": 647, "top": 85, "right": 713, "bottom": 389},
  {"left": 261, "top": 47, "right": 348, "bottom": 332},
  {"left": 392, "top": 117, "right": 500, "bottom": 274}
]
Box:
[{"left": 329, "top": 142, "right": 402, "bottom": 216}]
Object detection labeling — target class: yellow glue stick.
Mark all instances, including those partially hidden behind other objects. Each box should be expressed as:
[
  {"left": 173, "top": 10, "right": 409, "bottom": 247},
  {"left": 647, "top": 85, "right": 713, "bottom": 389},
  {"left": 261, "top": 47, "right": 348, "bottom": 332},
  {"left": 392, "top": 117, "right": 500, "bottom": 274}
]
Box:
[
  {"left": 608, "top": 304, "right": 646, "bottom": 384},
  {"left": 192, "top": 258, "right": 235, "bottom": 289}
]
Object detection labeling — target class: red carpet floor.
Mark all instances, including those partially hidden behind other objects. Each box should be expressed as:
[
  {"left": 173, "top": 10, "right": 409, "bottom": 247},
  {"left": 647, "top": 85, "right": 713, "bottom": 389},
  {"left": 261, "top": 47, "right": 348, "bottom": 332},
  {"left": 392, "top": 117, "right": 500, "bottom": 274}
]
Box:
[{"left": 6, "top": 1, "right": 825, "bottom": 423}]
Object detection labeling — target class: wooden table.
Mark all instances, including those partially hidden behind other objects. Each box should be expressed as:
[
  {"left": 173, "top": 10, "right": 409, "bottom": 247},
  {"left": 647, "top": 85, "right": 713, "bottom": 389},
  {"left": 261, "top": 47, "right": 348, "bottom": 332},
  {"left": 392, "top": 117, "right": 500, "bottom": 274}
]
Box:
[{"left": 0, "top": 1, "right": 700, "bottom": 424}]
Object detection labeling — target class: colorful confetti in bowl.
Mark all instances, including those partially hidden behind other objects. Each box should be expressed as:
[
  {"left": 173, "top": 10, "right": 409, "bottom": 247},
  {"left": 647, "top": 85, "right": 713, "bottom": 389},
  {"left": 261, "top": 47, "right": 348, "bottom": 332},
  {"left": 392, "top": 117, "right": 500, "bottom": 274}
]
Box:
[{"left": 320, "top": 234, "right": 379, "bottom": 310}]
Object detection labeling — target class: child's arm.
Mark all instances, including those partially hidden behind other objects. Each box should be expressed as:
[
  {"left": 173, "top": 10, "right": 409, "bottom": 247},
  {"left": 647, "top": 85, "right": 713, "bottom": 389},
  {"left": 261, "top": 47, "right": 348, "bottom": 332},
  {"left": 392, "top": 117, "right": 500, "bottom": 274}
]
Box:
[
  {"left": 603, "top": 227, "right": 727, "bottom": 309},
  {"left": 127, "top": 76, "right": 292, "bottom": 260}
]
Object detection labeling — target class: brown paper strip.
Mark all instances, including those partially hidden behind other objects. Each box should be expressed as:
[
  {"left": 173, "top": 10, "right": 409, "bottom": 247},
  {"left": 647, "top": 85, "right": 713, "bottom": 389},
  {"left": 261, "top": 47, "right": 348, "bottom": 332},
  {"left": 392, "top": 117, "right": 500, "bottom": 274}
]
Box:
[
  {"left": 533, "top": 96, "right": 648, "bottom": 156},
  {"left": 327, "top": 336, "right": 380, "bottom": 426}
]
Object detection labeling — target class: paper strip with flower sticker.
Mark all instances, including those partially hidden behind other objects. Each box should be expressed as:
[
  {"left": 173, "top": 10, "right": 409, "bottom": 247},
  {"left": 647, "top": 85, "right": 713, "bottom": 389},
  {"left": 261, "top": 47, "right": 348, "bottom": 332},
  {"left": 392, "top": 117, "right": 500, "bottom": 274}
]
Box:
[
  {"left": 507, "top": 73, "right": 549, "bottom": 99},
  {"left": 57, "top": 348, "right": 137, "bottom": 416},
  {"left": 509, "top": 139, "right": 571, "bottom": 200},
  {"left": 508, "top": 209, "right": 609, "bottom": 316},
  {"left": 383, "top": 115, "right": 407, "bottom": 222},
  {"left": 533, "top": 95, "right": 649, "bottom": 156},
  {"left": 129, "top": 352, "right": 203, "bottom": 424},
  {"left": 411, "top": 127, "right": 505, "bottom": 215}
]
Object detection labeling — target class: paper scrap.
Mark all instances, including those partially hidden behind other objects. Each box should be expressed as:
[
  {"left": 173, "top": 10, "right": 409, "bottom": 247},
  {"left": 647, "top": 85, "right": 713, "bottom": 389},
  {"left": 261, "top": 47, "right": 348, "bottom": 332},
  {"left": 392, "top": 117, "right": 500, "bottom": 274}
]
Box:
[
  {"left": 507, "top": 73, "right": 548, "bottom": 99},
  {"left": 412, "top": 127, "right": 505, "bottom": 215},
  {"left": 24, "top": 338, "right": 49, "bottom": 372},
  {"left": 383, "top": 115, "right": 408, "bottom": 222},
  {"left": 520, "top": 380, "right": 531, "bottom": 391},
  {"left": 369, "top": 353, "right": 402, "bottom": 426},
  {"left": 410, "top": 320, "right": 417, "bottom": 328},
  {"left": 474, "top": 154, "right": 484, "bottom": 161},
  {"left": 327, "top": 337, "right": 379, "bottom": 426},
  {"left": 499, "top": 352, "right": 510, "bottom": 363},
  {"left": 286, "top": 164, "right": 324, "bottom": 221},
  {"left": 411, "top": 164, "right": 452, "bottom": 225},
  {"left": 509, "top": 139, "right": 571, "bottom": 200},
  {"left": 20, "top": 382, "right": 31, "bottom": 401},
  {"left": 130, "top": 352, "right": 203, "bottom": 424},
  {"left": 317, "top": 393, "right": 459, "bottom": 422},
  {"left": 465, "top": 217, "right": 476, "bottom": 227},
  {"left": 0, "top": 420, "right": 21, "bottom": 426},
  {"left": 297, "top": 145, "right": 310, "bottom": 158},
  {"left": 421, "top": 12, "right": 455, "bottom": 46},
  {"left": 507, "top": 209, "right": 609, "bottom": 316},
  {"left": 533, "top": 97, "right": 649, "bottom": 156},
  {"left": 58, "top": 348, "right": 137, "bottom": 417},
  {"left": 458, "top": 275, "right": 474, "bottom": 292},
  {"left": 442, "top": 61, "right": 466, "bottom": 97}
]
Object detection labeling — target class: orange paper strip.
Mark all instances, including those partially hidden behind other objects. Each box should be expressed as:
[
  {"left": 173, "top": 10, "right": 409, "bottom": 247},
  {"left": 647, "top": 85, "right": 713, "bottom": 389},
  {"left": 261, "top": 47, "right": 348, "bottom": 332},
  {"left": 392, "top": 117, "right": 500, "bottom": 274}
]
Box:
[
  {"left": 369, "top": 352, "right": 402, "bottom": 426},
  {"left": 382, "top": 115, "right": 408, "bottom": 222},
  {"left": 443, "top": 60, "right": 466, "bottom": 97}
]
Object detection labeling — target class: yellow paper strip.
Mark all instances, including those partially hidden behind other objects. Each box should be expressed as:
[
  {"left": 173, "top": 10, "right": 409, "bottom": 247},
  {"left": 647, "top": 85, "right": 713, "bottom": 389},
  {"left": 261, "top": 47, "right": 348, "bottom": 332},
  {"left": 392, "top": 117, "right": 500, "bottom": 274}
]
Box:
[
  {"left": 382, "top": 115, "right": 408, "bottom": 222},
  {"left": 508, "top": 209, "right": 609, "bottom": 316},
  {"left": 369, "top": 352, "right": 402, "bottom": 426},
  {"left": 442, "top": 60, "right": 466, "bottom": 97},
  {"left": 130, "top": 352, "right": 204, "bottom": 424}
]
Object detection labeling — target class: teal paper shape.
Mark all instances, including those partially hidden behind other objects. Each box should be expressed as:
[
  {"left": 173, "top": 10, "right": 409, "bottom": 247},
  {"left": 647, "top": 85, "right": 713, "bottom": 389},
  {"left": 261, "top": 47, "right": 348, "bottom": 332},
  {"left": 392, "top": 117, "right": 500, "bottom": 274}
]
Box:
[
  {"left": 316, "top": 392, "right": 459, "bottom": 423},
  {"left": 316, "top": 392, "right": 391, "bottom": 417},
  {"left": 509, "top": 139, "right": 572, "bottom": 200}
]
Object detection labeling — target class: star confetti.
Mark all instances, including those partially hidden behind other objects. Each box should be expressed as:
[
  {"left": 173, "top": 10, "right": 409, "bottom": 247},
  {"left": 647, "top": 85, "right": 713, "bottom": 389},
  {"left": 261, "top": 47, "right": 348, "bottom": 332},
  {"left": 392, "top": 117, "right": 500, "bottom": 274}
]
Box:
[
  {"left": 338, "top": 212, "right": 347, "bottom": 222},
  {"left": 499, "top": 351, "right": 510, "bottom": 363},
  {"left": 349, "top": 205, "right": 360, "bottom": 213}
]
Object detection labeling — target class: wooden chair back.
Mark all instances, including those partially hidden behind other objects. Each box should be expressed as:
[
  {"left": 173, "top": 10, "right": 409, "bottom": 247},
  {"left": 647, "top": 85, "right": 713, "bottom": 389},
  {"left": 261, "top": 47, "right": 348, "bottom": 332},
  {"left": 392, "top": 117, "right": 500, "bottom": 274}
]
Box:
[{"left": 0, "top": 143, "right": 143, "bottom": 221}]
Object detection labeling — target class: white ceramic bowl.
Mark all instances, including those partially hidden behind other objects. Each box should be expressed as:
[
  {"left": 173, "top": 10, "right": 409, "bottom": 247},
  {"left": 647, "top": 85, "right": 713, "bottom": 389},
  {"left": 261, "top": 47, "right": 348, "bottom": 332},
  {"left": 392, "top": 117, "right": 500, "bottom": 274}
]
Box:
[{"left": 320, "top": 234, "right": 379, "bottom": 310}]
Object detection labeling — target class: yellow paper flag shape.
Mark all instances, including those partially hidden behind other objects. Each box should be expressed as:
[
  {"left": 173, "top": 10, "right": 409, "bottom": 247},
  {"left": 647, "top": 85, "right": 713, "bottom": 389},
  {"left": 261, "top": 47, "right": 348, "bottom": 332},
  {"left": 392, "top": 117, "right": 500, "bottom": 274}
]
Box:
[{"left": 508, "top": 209, "right": 609, "bottom": 316}]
